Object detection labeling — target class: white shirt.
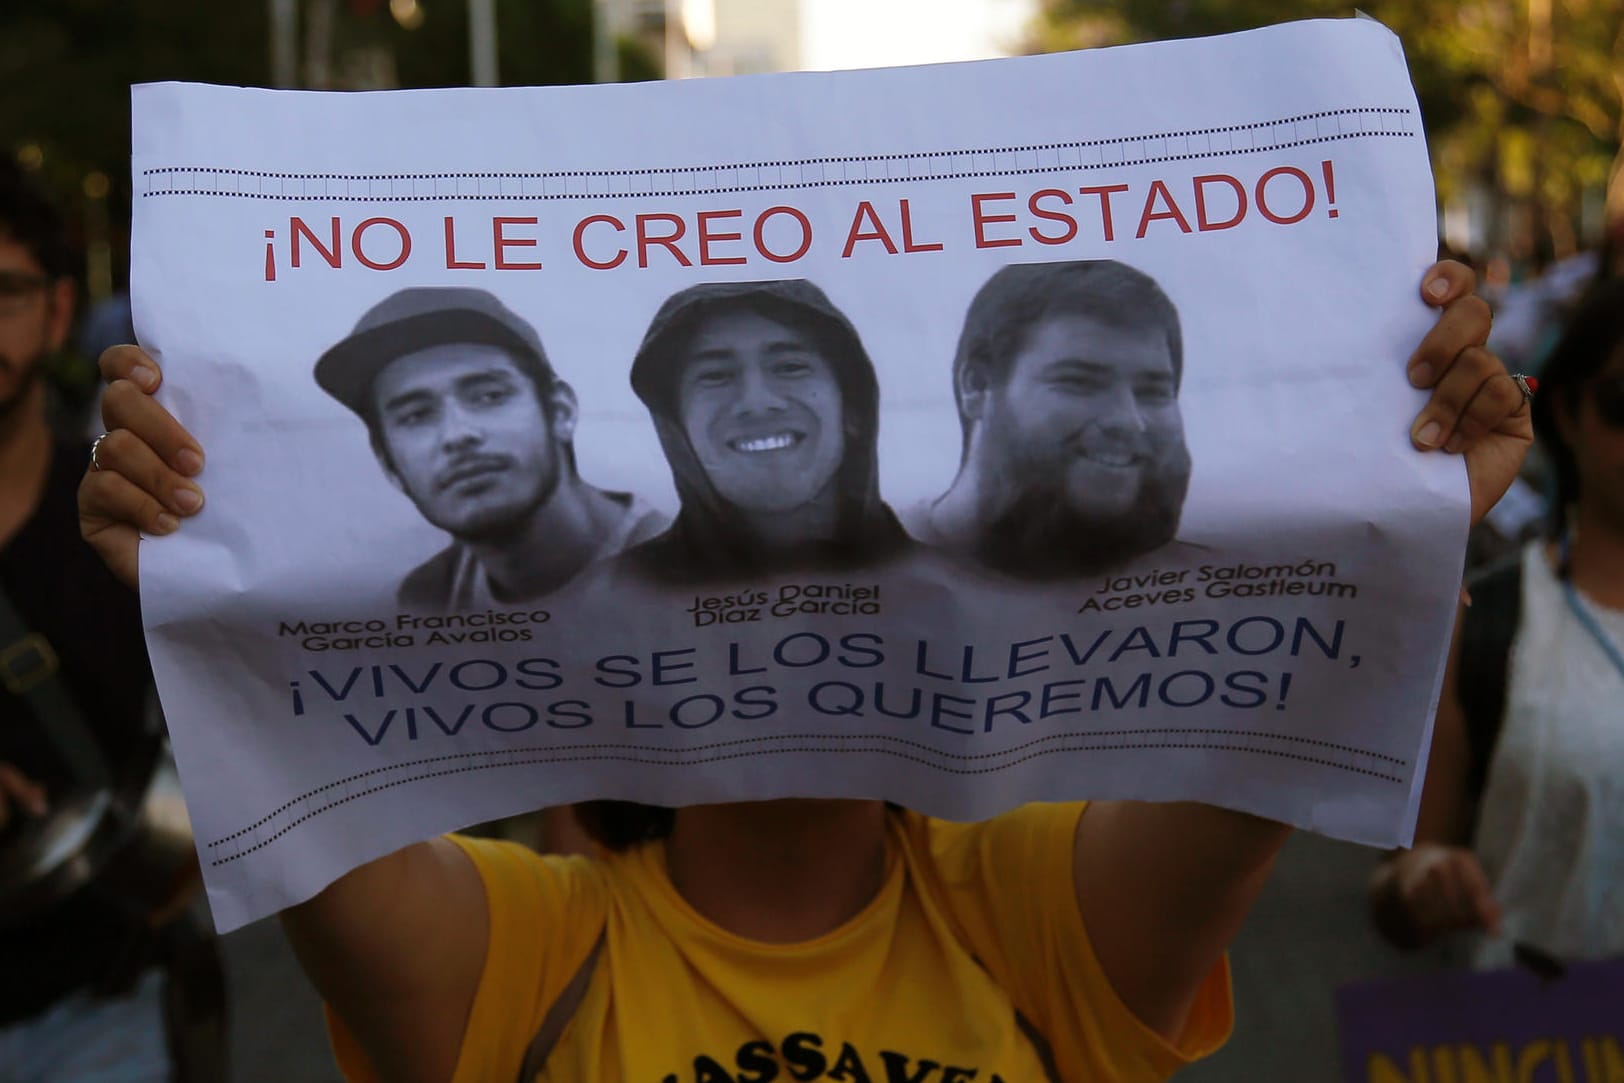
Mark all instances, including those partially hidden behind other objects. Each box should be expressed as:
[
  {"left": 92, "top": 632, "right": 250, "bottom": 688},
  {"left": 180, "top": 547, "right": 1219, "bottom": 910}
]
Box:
[{"left": 1471, "top": 542, "right": 1624, "bottom": 968}]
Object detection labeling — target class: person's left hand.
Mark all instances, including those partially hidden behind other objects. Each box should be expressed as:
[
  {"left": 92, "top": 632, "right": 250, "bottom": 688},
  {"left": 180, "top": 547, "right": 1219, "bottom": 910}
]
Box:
[{"left": 1406, "top": 260, "right": 1534, "bottom": 526}]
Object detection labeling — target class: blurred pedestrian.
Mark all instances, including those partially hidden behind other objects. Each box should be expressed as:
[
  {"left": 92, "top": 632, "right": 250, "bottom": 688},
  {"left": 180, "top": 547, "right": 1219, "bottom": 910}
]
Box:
[
  {"left": 1369, "top": 275, "right": 1624, "bottom": 969},
  {"left": 0, "top": 156, "right": 224, "bottom": 1082}
]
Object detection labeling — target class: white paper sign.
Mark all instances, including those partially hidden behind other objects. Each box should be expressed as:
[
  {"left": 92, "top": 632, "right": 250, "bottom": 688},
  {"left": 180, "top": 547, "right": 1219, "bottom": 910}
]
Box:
[{"left": 132, "top": 17, "right": 1462, "bottom": 931}]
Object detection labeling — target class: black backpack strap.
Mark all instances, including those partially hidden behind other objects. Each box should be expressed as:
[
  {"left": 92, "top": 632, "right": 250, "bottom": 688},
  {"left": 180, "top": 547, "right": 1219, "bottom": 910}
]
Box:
[
  {"left": 1008, "top": 1000, "right": 1063, "bottom": 1083},
  {"left": 1456, "top": 554, "right": 1525, "bottom": 817},
  {"left": 517, "top": 932, "right": 605, "bottom": 1083},
  {"left": 0, "top": 584, "right": 110, "bottom": 789}
]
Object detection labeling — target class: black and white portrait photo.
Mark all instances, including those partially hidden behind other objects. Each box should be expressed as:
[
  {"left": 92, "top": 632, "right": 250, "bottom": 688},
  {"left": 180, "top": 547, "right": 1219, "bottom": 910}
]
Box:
[
  {"left": 613, "top": 279, "right": 912, "bottom": 584},
  {"left": 313, "top": 286, "right": 666, "bottom": 608},
  {"left": 906, "top": 260, "right": 1195, "bottom": 580}
]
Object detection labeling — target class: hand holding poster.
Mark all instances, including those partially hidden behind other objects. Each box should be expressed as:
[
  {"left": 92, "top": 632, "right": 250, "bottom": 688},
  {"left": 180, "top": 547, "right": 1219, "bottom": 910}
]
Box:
[{"left": 131, "top": 17, "right": 1471, "bottom": 930}]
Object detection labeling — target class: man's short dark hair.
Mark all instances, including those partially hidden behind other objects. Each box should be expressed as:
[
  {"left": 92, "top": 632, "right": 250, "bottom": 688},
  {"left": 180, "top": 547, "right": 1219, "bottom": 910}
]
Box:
[
  {"left": 951, "top": 260, "right": 1183, "bottom": 441},
  {"left": 0, "top": 156, "right": 76, "bottom": 280}
]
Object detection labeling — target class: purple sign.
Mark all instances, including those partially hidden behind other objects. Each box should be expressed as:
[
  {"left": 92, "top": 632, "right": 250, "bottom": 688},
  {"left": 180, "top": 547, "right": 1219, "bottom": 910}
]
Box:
[{"left": 1336, "top": 957, "right": 1624, "bottom": 1083}]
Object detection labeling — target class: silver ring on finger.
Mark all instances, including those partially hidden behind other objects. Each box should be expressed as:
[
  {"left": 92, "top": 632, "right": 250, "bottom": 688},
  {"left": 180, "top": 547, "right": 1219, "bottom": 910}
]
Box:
[
  {"left": 90, "top": 431, "right": 112, "bottom": 472},
  {"left": 1509, "top": 373, "right": 1537, "bottom": 406}
]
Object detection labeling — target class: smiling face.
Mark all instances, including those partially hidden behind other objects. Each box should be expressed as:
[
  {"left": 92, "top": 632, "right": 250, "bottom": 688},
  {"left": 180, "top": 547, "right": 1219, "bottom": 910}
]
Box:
[
  {"left": 371, "top": 343, "right": 567, "bottom": 542},
  {"left": 675, "top": 308, "right": 846, "bottom": 515},
  {"left": 984, "top": 311, "right": 1189, "bottom": 523}
]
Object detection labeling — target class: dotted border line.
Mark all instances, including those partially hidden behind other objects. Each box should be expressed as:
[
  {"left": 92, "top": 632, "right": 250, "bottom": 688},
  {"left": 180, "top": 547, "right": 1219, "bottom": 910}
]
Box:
[
  {"left": 206, "top": 733, "right": 1409, "bottom": 857},
  {"left": 143, "top": 106, "right": 1413, "bottom": 184},
  {"left": 143, "top": 131, "right": 1413, "bottom": 203},
  {"left": 142, "top": 117, "right": 1409, "bottom": 202},
  {"left": 209, "top": 739, "right": 1402, "bottom": 864},
  {"left": 205, "top": 725, "right": 1406, "bottom": 849}
]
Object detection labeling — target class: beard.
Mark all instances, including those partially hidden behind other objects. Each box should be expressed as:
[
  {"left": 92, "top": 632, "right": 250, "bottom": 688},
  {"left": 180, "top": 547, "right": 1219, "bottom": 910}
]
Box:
[
  {"left": 0, "top": 349, "right": 43, "bottom": 427},
  {"left": 419, "top": 452, "right": 564, "bottom": 548},
  {"left": 974, "top": 441, "right": 1191, "bottom": 580},
  {"left": 409, "top": 441, "right": 568, "bottom": 545}
]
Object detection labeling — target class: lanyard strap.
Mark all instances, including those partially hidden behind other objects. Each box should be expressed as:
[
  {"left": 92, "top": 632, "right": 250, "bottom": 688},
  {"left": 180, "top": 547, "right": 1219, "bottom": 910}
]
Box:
[
  {"left": 1561, "top": 579, "right": 1624, "bottom": 684},
  {"left": 1557, "top": 531, "right": 1624, "bottom": 683}
]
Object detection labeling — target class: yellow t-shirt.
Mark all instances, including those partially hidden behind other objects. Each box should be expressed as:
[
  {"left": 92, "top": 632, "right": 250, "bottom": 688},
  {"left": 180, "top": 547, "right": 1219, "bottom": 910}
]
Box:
[{"left": 331, "top": 803, "right": 1232, "bottom": 1082}]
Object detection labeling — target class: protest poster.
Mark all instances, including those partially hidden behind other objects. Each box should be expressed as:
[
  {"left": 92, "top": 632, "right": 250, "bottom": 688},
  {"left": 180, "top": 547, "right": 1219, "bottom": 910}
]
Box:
[
  {"left": 131, "top": 16, "right": 1462, "bottom": 930},
  {"left": 1336, "top": 958, "right": 1624, "bottom": 1083}
]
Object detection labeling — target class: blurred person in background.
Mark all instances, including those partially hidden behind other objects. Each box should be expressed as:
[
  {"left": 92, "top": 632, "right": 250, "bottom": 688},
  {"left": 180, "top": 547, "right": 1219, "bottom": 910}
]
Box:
[
  {"left": 0, "top": 157, "right": 223, "bottom": 1082},
  {"left": 1369, "top": 274, "right": 1624, "bottom": 970},
  {"left": 1468, "top": 222, "right": 1624, "bottom": 571}
]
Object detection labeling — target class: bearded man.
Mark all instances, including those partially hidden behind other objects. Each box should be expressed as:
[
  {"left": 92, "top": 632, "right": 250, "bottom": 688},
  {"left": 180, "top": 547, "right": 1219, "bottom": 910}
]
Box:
[{"left": 910, "top": 259, "right": 1195, "bottom": 579}]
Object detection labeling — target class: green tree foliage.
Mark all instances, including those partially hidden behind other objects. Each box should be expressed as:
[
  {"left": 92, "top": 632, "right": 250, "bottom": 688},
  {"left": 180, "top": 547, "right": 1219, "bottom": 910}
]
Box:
[
  {"left": 0, "top": 0, "right": 270, "bottom": 218},
  {"left": 1, "top": 0, "right": 657, "bottom": 287},
  {"left": 1030, "top": 1, "right": 1624, "bottom": 262}
]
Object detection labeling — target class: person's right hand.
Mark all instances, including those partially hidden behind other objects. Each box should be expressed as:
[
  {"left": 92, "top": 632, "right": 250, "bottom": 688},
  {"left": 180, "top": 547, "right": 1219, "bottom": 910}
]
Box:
[
  {"left": 79, "top": 347, "right": 206, "bottom": 590},
  {"left": 0, "top": 762, "right": 48, "bottom": 833},
  {"left": 1389, "top": 842, "right": 1503, "bottom": 939}
]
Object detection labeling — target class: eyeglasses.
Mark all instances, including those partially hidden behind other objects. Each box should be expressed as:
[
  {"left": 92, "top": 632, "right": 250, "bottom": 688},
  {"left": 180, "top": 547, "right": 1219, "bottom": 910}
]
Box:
[{"left": 0, "top": 271, "right": 51, "bottom": 315}]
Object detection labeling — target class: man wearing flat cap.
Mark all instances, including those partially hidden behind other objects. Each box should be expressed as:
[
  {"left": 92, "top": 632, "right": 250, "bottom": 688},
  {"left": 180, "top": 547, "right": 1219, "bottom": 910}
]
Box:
[{"left": 315, "top": 286, "right": 665, "bottom": 609}]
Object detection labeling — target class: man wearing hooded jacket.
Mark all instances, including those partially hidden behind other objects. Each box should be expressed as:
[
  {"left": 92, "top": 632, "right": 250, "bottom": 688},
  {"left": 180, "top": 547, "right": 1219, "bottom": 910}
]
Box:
[{"left": 617, "top": 280, "right": 911, "bottom": 585}]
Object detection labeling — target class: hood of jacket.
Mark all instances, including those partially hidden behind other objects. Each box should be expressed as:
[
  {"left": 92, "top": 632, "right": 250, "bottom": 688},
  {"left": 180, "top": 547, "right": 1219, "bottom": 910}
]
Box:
[{"left": 627, "top": 279, "right": 905, "bottom": 580}]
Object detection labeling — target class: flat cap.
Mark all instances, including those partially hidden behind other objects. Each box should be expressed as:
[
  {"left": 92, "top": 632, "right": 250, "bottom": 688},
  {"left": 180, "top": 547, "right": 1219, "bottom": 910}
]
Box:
[{"left": 314, "top": 286, "right": 553, "bottom": 416}]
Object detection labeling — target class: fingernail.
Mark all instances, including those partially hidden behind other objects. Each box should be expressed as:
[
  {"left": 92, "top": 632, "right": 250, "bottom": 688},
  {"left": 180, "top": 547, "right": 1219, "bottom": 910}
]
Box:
[
  {"left": 1445, "top": 434, "right": 1465, "bottom": 454},
  {"left": 173, "top": 487, "right": 203, "bottom": 513},
  {"left": 1409, "top": 362, "right": 1433, "bottom": 387},
  {"left": 1415, "top": 420, "right": 1442, "bottom": 447},
  {"left": 130, "top": 365, "right": 158, "bottom": 391},
  {"left": 1426, "top": 277, "right": 1450, "bottom": 300},
  {"left": 175, "top": 449, "right": 203, "bottom": 476},
  {"left": 154, "top": 513, "right": 180, "bottom": 534}
]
